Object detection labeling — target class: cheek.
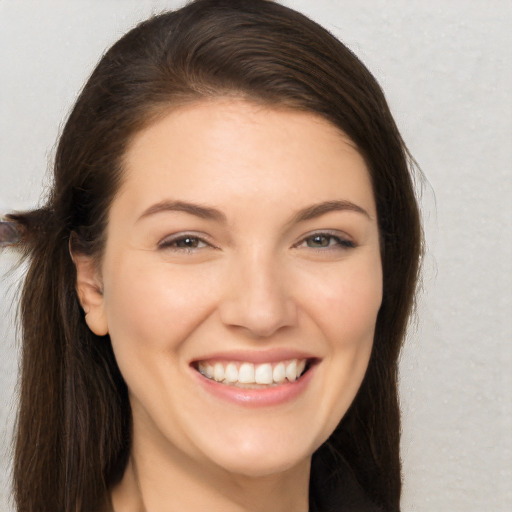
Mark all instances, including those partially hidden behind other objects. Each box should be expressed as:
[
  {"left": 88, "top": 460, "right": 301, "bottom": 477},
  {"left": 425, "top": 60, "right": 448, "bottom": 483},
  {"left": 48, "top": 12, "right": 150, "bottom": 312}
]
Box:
[
  {"left": 102, "top": 257, "right": 220, "bottom": 356},
  {"left": 301, "top": 260, "right": 383, "bottom": 346},
  {"left": 288, "top": 258, "right": 382, "bottom": 445}
]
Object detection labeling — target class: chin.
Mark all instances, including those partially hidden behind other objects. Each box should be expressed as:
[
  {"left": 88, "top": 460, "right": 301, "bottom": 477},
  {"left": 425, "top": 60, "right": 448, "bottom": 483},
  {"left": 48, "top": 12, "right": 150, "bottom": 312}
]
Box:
[
  {"left": 200, "top": 432, "right": 315, "bottom": 478},
  {"left": 216, "top": 453, "right": 308, "bottom": 479}
]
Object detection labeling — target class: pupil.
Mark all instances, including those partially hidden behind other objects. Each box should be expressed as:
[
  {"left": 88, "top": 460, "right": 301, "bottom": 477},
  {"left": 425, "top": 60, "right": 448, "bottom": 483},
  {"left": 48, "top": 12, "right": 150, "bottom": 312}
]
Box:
[
  {"left": 310, "top": 235, "right": 328, "bottom": 247},
  {"left": 178, "top": 237, "right": 197, "bottom": 248}
]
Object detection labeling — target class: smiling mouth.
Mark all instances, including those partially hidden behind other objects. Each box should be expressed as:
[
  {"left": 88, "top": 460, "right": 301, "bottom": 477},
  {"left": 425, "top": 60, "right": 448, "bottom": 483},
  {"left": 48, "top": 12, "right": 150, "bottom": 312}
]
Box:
[{"left": 193, "top": 359, "right": 314, "bottom": 389}]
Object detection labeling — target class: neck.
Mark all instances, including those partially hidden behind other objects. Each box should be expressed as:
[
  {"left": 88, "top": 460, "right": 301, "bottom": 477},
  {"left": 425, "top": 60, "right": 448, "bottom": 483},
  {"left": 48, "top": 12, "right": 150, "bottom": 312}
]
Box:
[{"left": 110, "top": 430, "right": 310, "bottom": 512}]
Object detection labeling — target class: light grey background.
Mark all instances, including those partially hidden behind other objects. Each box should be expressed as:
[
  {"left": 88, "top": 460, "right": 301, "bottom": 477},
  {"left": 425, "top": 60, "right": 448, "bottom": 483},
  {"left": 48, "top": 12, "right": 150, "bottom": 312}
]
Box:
[{"left": 1, "top": 1, "right": 511, "bottom": 510}]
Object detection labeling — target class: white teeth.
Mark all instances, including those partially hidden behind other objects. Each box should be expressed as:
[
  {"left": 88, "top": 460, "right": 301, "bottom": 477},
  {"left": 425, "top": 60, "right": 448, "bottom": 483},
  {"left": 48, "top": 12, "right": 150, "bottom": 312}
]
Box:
[
  {"left": 255, "top": 363, "right": 273, "bottom": 384},
  {"left": 285, "top": 360, "right": 297, "bottom": 382},
  {"left": 272, "top": 362, "right": 286, "bottom": 383},
  {"left": 238, "top": 362, "right": 255, "bottom": 383},
  {"left": 224, "top": 363, "right": 238, "bottom": 383},
  {"left": 198, "top": 358, "right": 309, "bottom": 386},
  {"left": 213, "top": 363, "right": 225, "bottom": 382},
  {"left": 198, "top": 362, "right": 214, "bottom": 379},
  {"left": 296, "top": 359, "right": 306, "bottom": 378}
]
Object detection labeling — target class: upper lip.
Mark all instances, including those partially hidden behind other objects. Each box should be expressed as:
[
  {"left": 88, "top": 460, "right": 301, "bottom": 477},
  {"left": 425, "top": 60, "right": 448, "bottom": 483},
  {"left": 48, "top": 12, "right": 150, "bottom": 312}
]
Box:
[{"left": 190, "top": 348, "right": 318, "bottom": 365}]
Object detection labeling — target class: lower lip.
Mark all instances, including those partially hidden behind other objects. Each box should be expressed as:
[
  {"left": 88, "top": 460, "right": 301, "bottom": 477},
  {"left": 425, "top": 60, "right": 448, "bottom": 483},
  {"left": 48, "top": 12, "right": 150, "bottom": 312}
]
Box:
[{"left": 193, "top": 364, "right": 316, "bottom": 407}]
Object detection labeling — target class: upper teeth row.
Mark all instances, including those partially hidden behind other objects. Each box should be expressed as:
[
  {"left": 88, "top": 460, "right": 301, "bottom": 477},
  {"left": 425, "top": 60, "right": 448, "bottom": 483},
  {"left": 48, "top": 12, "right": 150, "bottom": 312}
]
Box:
[{"left": 197, "top": 359, "right": 307, "bottom": 385}]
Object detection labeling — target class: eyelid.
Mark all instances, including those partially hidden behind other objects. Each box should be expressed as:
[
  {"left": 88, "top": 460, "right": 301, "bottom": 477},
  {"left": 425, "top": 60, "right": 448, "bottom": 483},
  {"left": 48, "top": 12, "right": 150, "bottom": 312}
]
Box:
[
  {"left": 156, "top": 229, "right": 355, "bottom": 252},
  {"left": 157, "top": 231, "right": 217, "bottom": 250},
  {"left": 292, "top": 229, "right": 356, "bottom": 249}
]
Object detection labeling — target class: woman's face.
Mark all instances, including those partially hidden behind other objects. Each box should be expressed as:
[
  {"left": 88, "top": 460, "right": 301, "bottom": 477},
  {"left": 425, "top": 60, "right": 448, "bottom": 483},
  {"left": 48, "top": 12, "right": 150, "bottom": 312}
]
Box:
[{"left": 80, "top": 99, "right": 382, "bottom": 478}]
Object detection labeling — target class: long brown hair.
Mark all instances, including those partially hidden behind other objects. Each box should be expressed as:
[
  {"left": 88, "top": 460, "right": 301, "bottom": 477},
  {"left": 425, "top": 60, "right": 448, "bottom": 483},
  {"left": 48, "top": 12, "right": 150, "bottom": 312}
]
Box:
[{"left": 4, "top": 1, "right": 421, "bottom": 510}]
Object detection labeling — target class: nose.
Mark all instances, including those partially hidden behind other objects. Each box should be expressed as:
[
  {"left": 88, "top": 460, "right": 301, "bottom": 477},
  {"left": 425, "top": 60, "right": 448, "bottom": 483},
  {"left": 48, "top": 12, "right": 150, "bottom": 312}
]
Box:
[{"left": 218, "top": 251, "right": 298, "bottom": 338}]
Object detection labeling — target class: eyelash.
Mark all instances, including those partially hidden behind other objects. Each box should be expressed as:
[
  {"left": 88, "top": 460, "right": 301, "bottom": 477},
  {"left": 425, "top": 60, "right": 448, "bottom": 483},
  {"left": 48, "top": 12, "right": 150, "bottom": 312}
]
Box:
[
  {"left": 158, "top": 231, "right": 355, "bottom": 252},
  {"left": 158, "top": 233, "right": 213, "bottom": 252},
  {"left": 295, "top": 232, "right": 356, "bottom": 251}
]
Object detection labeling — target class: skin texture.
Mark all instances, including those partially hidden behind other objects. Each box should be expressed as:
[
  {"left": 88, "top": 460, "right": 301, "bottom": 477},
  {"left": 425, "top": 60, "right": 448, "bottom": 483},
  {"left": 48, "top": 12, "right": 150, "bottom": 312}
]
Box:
[{"left": 75, "top": 100, "right": 383, "bottom": 512}]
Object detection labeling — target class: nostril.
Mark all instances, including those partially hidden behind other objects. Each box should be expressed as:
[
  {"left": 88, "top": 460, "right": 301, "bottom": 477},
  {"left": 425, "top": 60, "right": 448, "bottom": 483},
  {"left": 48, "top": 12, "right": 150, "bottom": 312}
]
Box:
[
  {"left": 218, "top": 299, "right": 298, "bottom": 338},
  {"left": 217, "top": 263, "right": 298, "bottom": 337}
]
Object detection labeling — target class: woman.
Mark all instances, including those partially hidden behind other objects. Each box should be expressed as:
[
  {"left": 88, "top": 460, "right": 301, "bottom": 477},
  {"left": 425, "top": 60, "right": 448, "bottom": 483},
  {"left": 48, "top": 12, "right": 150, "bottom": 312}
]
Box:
[{"left": 1, "top": 0, "right": 421, "bottom": 510}]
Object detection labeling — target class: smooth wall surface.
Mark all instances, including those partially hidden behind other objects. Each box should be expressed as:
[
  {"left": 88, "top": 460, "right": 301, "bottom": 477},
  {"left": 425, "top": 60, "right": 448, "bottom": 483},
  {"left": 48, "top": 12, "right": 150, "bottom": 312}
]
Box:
[{"left": 1, "top": 1, "right": 511, "bottom": 510}]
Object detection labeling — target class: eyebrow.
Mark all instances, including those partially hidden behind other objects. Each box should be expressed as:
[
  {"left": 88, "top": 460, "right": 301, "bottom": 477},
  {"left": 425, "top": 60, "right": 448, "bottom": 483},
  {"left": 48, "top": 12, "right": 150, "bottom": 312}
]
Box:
[
  {"left": 137, "top": 198, "right": 370, "bottom": 224},
  {"left": 291, "top": 200, "right": 371, "bottom": 223},
  {"left": 137, "top": 200, "right": 227, "bottom": 223}
]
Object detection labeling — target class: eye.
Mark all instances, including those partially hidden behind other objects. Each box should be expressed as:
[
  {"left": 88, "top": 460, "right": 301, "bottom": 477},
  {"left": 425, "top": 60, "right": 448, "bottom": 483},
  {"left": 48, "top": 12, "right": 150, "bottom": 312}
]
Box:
[
  {"left": 158, "top": 234, "right": 211, "bottom": 252},
  {"left": 296, "top": 232, "right": 355, "bottom": 250}
]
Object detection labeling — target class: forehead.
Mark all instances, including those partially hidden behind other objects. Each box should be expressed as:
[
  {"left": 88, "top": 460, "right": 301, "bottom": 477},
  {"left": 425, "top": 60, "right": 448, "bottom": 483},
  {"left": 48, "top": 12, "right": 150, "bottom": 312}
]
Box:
[{"left": 115, "top": 99, "right": 376, "bottom": 220}]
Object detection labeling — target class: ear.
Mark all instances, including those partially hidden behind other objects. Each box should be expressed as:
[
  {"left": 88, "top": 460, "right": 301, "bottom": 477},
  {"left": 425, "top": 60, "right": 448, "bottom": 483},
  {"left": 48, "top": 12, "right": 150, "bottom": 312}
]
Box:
[{"left": 71, "top": 252, "right": 109, "bottom": 337}]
